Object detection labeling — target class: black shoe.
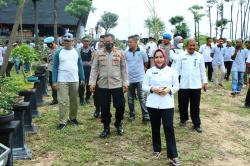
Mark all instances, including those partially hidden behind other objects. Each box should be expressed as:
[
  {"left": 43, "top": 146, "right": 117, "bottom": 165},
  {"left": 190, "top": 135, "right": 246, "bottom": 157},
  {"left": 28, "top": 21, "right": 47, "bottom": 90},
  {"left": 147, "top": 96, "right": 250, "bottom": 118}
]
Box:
[
  {"left": 100, "top": 128, "right": 110, "bottom": 138},
  {"left": 68, "top": 119, "right": 79, "bottom": 125},
  {"left": 117, "top": 126, "right": 124, "bottom": 136},
  {"left": 49, "top": 100, "right": 58, "bottom": 105},
  {"left": 129, "top": 116, "right": 135, "bottom": 121},
  {"left": 219, "top": 83, "right": 224, "bottom": 87},
  {"left": 193, "top": 126, "right": 202, "bottom": 133},
  {"left": 142, "top": 115, "right": 150, "bottom": 122},
  {"left": 170, "top": 157, "right": 181, "bottom": 166},
  {"left": 231, "top": 92, "right": 236, "bottom": 96},
  {"left": 179, "top": 122, "right": 186, "bottom": 128},
  {"left": 80, "top": 98, "right": 85, "bottom": 105},
  {"left": 152, "top": 152, "right": 161, "bottom": 159},
  {"left": 57, "top": 124, "right": 66, "bottom": 130}
]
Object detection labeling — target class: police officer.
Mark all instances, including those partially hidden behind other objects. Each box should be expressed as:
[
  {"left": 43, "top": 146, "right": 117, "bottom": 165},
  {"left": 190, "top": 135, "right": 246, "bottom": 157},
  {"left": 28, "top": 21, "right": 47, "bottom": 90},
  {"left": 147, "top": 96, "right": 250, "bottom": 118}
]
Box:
[
  {"left": 44, "top": 36, "right": 59, "bottom": 105},
  {"left": 79, "top": 36, "right": 94, "bottom": 105},
  {"left": 89, "top": 33, "right": 128, "bottom": 138}
]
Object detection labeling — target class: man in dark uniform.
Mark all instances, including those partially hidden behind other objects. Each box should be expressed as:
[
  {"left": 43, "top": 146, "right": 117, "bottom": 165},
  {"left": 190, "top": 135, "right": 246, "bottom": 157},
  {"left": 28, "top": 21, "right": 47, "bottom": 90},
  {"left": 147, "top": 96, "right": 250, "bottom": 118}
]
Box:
[{"left": 79, "top": 36, "right": 94, "bottom": 105}]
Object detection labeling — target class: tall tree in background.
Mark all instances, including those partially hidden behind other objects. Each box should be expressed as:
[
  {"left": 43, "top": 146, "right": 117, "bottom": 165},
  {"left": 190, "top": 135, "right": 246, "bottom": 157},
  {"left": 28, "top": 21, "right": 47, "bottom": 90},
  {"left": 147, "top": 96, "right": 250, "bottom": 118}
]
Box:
[
  {"left": 206, "top": 0, "right": 217, "bottom": 37},
  {"left": 145, "top": 16, "right": 165, "bottom": 40},
  {"left": 0, "top": 0, "right": 26, "bottom": 77},
  {"left": 169, "top": 15, "right": 189, "bottom": 38},
  {"left": 188, "top": 5, "right": 204, "bottom": 42},
  {"left": 53, "top": 0, "right": 58, "bottom": 43},
  {"left": 242, "top": 0, "right": 250, "bottom": 39},
  {"left": 99, "top": 11, "right": 119, "bottom": 34},
  {"left": 225, "top": 0, "right": 235, "bottom": 39},
  {"left": 32, "top": 0, "right": 41, "bottom": 45},
  {"left": 65, "top": 0, "right": 93, "bottom": 39},
  {"left": 216, "top": 18, "right": 230, "bottom": 38}
]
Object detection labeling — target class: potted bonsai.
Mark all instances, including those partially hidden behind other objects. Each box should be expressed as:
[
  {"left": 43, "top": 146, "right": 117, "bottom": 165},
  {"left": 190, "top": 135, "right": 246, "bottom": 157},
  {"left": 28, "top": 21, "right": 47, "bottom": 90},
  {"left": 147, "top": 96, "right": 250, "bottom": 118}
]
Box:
[{"left": 12, "top": 43, "right": 39, "bottom": 82}]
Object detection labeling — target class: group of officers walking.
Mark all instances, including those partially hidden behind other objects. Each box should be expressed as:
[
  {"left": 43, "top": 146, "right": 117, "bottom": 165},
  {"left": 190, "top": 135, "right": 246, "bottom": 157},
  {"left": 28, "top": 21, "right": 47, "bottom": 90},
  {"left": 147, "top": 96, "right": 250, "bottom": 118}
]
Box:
[{"left": 43, "top": 32, "right": 250, "bottom": 166}]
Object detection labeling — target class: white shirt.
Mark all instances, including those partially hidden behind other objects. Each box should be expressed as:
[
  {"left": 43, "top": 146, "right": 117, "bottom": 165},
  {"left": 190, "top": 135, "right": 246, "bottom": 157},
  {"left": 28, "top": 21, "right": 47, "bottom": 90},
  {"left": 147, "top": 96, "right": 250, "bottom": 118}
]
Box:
[
  {"left": 75, "top": 43, "right": 83, "bottom": 50},
  {"left": 246, "top": 50, "right": 250, "bottom": 78},
  {"left": 211, "top": 46, "right": 226, "bottom": 65},
  {"left": 169, "top": 48, "right": 184, "bottom": 68},
  {"left": 0, "top": 47, "right": 3, "bottom": 66},
  {"left": 146, "top": 41, "right": 158, "bottom": 58},
  {"left": 199, "top": 44, "right": 212, "bottom": 62},
  {"left": 224, "top": 46, "right": 235, "bottom": 61},
  {"left": 232, "top": 49, "right": 248, "bottom": 72},
  {"left": 175, "top": 51, "right": 208, "bottom": 89},
  {"left": 58, "top": 49, "right": 79, "bottom": 82},
  {"left": 143, "top": 66, "right": 179, "bottom": 109}
]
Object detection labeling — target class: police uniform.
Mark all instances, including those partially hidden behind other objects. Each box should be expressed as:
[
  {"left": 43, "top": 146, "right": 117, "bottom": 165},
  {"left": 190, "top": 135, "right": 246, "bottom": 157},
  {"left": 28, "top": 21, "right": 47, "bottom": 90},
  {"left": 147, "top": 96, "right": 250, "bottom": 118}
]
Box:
[{"left": 89, "top": 47, "right": 128, "bottom": 129}]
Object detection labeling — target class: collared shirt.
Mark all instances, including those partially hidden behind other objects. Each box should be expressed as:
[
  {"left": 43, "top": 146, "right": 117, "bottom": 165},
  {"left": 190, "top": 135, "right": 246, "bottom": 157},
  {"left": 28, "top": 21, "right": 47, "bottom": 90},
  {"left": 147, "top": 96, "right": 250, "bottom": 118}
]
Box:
[
  {"left": 175, "top": 51, "right": 208, "bottom": 89},
  {"left": 146, "top": 41, "right": 158, "bottom": 58},
  {"left": 246, "top": 50, "right": 250, "bottom": 78},
  {"left": 142, "top": 66, "right": 179, "bottom": 109},
  {"left": 199, "top": 44, "right": 212, "bottom": 62},
  {"left": 89, "top": 47, "right": 129, "bottom": 89},
  {"left": 169, "top": 48, "right": 184, "bottom": 68},
  {"left": 211, "top": 46, "right": 226, "bottom": 65},
  {"left": 224, "top": 46, "right": 235, "bottom": 61},
  {"left": 232, "top": 48, "right": 248, "bottom": 72},
  {"left": 125, "top": 47, "right": 148, "bottom": 83},
  {"left": 0, "top": 46, "right": 3, "bottom": 66}
]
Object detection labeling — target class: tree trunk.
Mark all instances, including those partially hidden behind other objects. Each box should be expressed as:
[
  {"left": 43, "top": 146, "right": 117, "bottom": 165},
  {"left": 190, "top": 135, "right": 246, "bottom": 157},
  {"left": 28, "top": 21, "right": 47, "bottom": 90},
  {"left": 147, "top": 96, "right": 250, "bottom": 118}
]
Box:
[
  {"left": 240, "top": 3, "right": 243, "bottom": 38},
  {"left": 216, "top": 6, "right": 219, "bottom": 38},
  {"left": 209, "top": 7, "right": 212, "bottom": 37},
  {"left": 242, "top": 0, "right": 250, "bottom": 39},
  {"left": 53, "top": 0, "right": 58, "bottom": 44},
  {"left": 235, "top": 3, "right": 239, "bottom": 40},
  {"left": 0, "top": 0, "right": 26, "bottom": 78},
  {"left": 76, "top": 16, "right": 84, "bottom": 39},
  {"left": 194, "top": 15, "right": 197, "bottom": 40},
  {"left": 197, "top": 21, "right": 200, "bottom": 46},
  {"left": 246, "top": 5, "right": 250, "bottom": 39},
  {"left": 230, "top": 4, "right": 233, "bottom": 39},
  {"left": 33, "top": 0, "right": 39, "bottom": 46}
]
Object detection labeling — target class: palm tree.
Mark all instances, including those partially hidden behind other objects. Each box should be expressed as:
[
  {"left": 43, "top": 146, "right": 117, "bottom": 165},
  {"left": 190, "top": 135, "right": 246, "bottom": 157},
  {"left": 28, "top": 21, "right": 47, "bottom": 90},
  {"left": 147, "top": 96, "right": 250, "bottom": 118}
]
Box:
[
  {"left": 225, "top": 0, "right": 235, "bottom": 39},
  {"left": 53, "top": 0, "right": 58, "bottom": 44},
  {"left": 242, "top": 0, "right": 250, "bottom": 39},
  {"left": 32, "top": 0, "right": 41, "bottom": 46},
  {"left": 188, "top": 5, "right": 204, "bottom": 42},
  {"left": 206, "top": 0, "right": 217, "bottom": 37}
]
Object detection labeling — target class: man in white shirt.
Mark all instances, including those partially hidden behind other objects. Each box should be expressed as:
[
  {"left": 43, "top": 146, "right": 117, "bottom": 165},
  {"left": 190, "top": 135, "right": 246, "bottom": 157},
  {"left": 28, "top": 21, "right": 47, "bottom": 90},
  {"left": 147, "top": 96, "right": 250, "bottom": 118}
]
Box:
[
  {"left": 175, "top": 39, "right": 208, "bottom": 133},
  {"left": 199, "top": 37, "right": 213, "bottom": 81},
  {"left": 211, "top": 38, "right": 226, "bottom": 87},
  {"left": 224, "top": 39, "right": 235, "bottom": 81},
  {"left": 52, "top": 33, "right": 85, "bottom": 130},
  {"left": 146, "top": 36, "right": 157, "bottom": 67}
]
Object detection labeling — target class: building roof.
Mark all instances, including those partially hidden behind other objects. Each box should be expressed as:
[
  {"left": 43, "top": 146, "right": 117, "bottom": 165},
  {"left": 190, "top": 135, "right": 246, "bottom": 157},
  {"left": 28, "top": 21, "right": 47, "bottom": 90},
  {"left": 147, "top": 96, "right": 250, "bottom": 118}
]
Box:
[{"left": 0, "top": 0, "right": 91, "bottom": 26}]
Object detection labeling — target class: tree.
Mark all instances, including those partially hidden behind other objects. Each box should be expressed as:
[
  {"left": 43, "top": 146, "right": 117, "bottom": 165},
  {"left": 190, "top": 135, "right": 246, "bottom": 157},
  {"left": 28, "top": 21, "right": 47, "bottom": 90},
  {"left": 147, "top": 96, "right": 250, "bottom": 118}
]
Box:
[
  {"left": 0, "top": 0, "right": 26, "bottom": 78},
  {"left": 53, "top": 0, "right": 58, "bottom": 44},
  {"left": 188, "top": 5, "right": 204, "bottom": 44},
  {"left": 216, "top": 18, "right": 230, "bottom": 38},
  {"left": 32, "top": 0, "right": 42, "bottom": 46},
  {"left": 242, "top": 0, "right": 250, "bottom": 39},
  {"left": 145, "top": 16, "right": 165, "bottom": 41},
  {"left": 206, "top": 0, "right": 217, "bottom": 37},
  {"left": 99, "top": 12, "right": 119, "bottom": 34},
  {"left": 65, "top": 0, "right": 93, "bottom": 39},
  {"left": 0, "top": 0, "right": 6, "bottom": 6},
  {"left": 225, "top": 0, "right": 235, "bottom": 39},
  {"left": 169, "top": 15, "right": 189, "bottom": 38}
]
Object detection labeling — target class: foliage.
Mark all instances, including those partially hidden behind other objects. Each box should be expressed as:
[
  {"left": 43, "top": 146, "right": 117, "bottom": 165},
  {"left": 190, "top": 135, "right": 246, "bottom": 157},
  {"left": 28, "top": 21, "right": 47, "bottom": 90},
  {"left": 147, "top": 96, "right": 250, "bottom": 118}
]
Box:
[
  {"left": 145, "top": 16, "right": 165, "bottom": 41},
  {"left": 115, "top": 39, "right": 126, "bottom": 50},
  {"left": 64, "top": 0, "right": 93, "bottom": 19},
  {"left": 12, "top": 43, "right": 39, "bottom": 64},
  {"left": 0, "top": 0, "right": 6, "bottom": 6},
  {"left": 169, "top": 16, "right": 190, "bottom": 38},
  {"left": 99, "top": 12, "right": 119, "bottom": 34},
  {"left": 0, "top": 77, "right": 24, "bottom": 110}
]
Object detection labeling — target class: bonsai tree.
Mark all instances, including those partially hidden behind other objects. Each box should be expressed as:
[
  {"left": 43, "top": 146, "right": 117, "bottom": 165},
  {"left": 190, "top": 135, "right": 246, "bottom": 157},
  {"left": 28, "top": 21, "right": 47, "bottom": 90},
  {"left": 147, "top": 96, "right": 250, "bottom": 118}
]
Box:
[{"left": 12, "top": 43, "right": 39, "bottom": 81}]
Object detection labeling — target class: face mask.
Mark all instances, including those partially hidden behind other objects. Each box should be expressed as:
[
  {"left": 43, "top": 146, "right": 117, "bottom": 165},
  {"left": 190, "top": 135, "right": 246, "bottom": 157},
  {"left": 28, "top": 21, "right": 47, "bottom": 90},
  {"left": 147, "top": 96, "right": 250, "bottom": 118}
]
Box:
[
  {"left": 105, "top": 43, "right": 114, "bottom": 51},
  {"left": 177, "top": 43, "right": 184, "bottom": 49}
]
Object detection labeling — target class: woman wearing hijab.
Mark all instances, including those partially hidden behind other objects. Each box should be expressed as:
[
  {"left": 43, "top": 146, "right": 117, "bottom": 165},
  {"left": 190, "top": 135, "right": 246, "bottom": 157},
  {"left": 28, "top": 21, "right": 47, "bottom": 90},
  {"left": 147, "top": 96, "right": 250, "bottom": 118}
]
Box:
[
  {"left": 142, "top": 49, "right": 181, "bottom": 166},
  {"left": 169, "top": 36, "right": 184, "bottom": 68}
]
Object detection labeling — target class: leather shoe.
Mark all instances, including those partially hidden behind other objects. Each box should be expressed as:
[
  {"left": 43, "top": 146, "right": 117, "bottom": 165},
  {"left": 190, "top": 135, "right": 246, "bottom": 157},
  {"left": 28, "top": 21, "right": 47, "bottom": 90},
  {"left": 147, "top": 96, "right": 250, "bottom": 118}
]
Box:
[
  {"left": 100, "top": 128, "right": 110, "bottom": 138},
  {"left": 193, "top": 126, "right": 202, "bottom": 133},
  {"left": 117, "top": 126, "right": 124, "bottom": 136}
]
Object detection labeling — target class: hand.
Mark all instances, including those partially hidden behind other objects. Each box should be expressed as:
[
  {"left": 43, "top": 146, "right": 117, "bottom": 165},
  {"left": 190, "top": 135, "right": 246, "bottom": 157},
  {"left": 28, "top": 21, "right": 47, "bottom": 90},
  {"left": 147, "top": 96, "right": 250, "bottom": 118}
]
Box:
[
  {"left": 151, "top": 87, "right": 162, "bottom": 95},
  {"left": 159, "top": 87, "right": 171, "bottom": 96},
  {"left": 202, "top": 83, "right": 208, "bottom": 92},
  {"left": 52, "top": 84, "right": 59, "bottom": 91},
  {"left": 123, "top": 85, "right": 128, "bottom": 93},
  {"left": 89, "top": 85, "right": 96, "bottom": 92}
]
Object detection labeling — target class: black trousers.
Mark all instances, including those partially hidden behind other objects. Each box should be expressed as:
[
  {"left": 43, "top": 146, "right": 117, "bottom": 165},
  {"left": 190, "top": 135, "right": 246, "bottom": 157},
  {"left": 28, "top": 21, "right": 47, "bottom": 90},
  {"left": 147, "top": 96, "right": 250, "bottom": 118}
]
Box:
[
  {"left": 79, "top": 66, "right": 91, "bottom": 100},
  {"left": 205, "top": 62, "right": 213, "bottom": 81},
  {"left": 99, "top": 88, "right": 125, "bottom": 128},
  {"left": 224, "top": 61, "right": 233, "bottom": 80},
  {"left": 148, "top": 107, "right": 178, "bottom": 158},
  {"left": 93, "top": 86, "right": 100, "bottom": 112},
  {"left": 49, "top": 71, "right": 58, "bottom": 102},
  {"left": 178, "top": 89, "right": 201, "bottom": 127},
  {"left": 245, "top": 79, "right": 250, "bottom": 107}
]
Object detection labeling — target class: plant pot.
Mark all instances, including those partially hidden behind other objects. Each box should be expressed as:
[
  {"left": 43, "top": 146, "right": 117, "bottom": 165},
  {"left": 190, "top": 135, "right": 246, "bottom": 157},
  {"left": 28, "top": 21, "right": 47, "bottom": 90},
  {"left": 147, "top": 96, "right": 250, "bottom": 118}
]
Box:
[
  {"left": 0, "top": 110, "right": 14, "bottom": 124},
  {"left": 0, "top": 143, "right": 10, "bottom": 166}
]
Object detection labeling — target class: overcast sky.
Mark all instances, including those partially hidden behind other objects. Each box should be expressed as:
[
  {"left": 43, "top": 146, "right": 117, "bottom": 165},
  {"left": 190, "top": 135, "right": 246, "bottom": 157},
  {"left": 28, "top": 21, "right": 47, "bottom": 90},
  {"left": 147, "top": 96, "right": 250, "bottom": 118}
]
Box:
[{"left": 86, "top": 0, "right": 243, "bottom": 40}]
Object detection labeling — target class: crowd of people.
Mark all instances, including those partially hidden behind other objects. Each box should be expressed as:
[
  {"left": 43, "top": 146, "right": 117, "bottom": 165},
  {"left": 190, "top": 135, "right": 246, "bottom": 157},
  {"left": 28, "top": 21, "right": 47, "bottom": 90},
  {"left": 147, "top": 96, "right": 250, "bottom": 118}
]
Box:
[{"left": 1, "top": 31, "right": 250, "bottom": 166}]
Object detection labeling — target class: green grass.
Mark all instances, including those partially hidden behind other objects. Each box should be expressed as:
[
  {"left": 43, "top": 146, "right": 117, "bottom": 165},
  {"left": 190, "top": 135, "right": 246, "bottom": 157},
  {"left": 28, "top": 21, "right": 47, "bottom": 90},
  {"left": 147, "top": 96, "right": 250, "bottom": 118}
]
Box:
[{"left": 8, "top": 71, "right": 250, "bottom": 166}]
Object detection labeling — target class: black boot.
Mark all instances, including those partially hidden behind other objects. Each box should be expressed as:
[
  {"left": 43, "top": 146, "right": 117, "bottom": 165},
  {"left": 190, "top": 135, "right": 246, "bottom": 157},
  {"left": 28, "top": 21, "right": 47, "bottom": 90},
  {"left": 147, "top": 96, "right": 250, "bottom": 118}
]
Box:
[{"left": 100, "top": 126, "right": 110, "bottom": 138}]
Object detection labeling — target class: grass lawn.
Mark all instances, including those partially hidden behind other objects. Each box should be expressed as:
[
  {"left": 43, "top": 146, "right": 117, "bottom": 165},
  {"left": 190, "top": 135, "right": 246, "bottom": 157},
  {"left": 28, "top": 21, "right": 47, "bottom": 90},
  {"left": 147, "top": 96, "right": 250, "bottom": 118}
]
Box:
[{"left": 11, "top": 72, "right": 250, "bottom": 166}]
